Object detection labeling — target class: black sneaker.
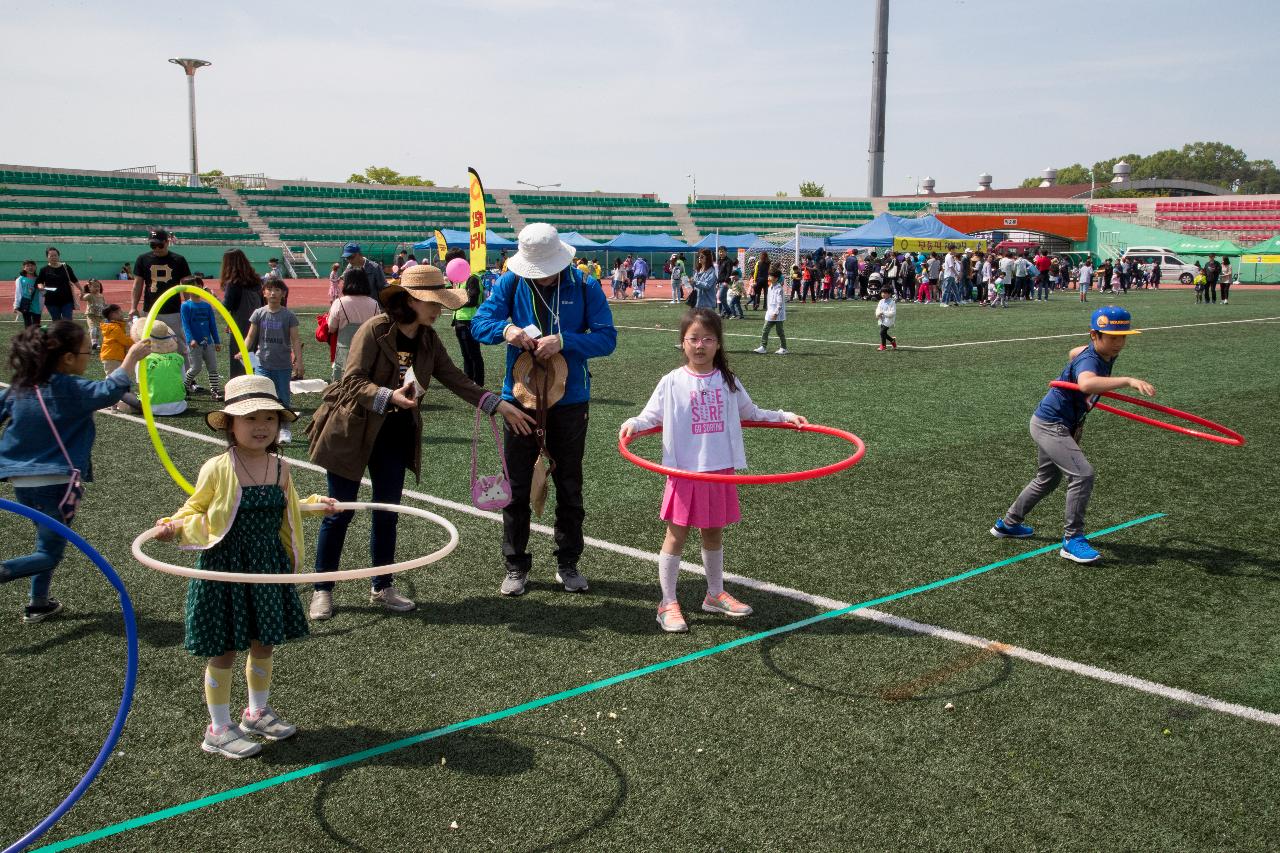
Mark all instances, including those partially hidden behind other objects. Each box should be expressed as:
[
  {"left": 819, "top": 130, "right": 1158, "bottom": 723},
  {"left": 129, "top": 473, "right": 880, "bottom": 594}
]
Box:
[
  {"left": 555, "top": 565, "right": 589, "bottom": 593},
  {"left": 500, "top": 568, "right": 529, "bottom": 596},
  {"left": 23, "top": 599, "right": 63, "bottom": 623}
]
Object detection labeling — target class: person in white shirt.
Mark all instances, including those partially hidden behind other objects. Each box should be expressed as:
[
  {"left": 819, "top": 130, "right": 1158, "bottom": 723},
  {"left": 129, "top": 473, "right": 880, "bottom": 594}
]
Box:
[
  {"left": 941, "top": 251, "right": 960, "bottom": 306},
  {"left": 620, "top": 308, "right": 807, "bottom": 633},
  {"left": 1078, "top": 260, "right": 1094, "bottom": 302},
  {"left": 875, "top": 287, "right": 898, "bottom": 351},
  {"left": 753, "top": 272, "right": 788, "bottom": 354}
]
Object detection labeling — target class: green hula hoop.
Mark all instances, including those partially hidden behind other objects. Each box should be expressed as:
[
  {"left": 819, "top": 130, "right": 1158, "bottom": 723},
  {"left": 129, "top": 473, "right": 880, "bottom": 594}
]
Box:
[{"left": 138, "top": 284, "right": 254, "bottom": 494}]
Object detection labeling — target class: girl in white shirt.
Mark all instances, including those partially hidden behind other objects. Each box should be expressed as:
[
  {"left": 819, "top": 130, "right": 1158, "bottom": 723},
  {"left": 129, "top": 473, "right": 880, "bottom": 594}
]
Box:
[
  {"left": 875, "top": 287, "right": 897, "bottom": 351},
  {"left": 620, "top": 309, "right": 807, "bottom": 633}
]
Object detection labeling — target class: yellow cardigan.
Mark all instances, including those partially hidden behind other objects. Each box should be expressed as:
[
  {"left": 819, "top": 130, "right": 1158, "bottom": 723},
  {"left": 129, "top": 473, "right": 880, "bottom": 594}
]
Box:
[{"left": 165, "top": 451, "right": 324, "bottom": 573}]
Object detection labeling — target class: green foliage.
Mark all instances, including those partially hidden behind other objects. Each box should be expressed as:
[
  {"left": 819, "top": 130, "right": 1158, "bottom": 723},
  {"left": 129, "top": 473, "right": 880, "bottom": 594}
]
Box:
[
  {"left": 347, "top": 166, "right": 435, "bottom": 186},
  {"left": 197, "top": 169, "right": 244, "bottom": 189},
  {"left": 776, "top": 190, "right": 789, "bottom": 197},
  {"left": 799, "top": 181, "right": 826, "bottom": 197},
  {"left": 1021, "top": 142, "right": 1280, "bottom": 194}
]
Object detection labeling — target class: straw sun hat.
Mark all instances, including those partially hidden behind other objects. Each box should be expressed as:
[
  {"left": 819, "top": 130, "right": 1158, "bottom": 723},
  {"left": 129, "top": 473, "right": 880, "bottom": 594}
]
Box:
[
  {"left": 512, "top": 351, "right": 567, "bottom": 409},
  {"left": 506, "top": 223, "right": 576, "bottom": 279},
  {"left": 378, "top": 263, "right": 467, "bottom": 310},
  {"left": 205, "top": 375, "right": 298, "bottom": 431}
]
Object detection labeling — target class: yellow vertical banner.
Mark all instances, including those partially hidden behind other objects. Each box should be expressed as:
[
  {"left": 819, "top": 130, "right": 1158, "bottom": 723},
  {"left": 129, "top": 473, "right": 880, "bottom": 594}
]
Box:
[
  {"left": 433, "top": 230, "right": 448, "bottom": 263},
  {"left": 468, "top": 167, "right": 487, "bottom": 274}
]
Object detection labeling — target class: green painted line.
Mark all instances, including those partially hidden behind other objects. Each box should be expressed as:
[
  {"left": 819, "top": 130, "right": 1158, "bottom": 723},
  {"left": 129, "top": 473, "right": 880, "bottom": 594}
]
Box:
[{"left": 38, "top": 512, "right": 1164, "bottom": 851}]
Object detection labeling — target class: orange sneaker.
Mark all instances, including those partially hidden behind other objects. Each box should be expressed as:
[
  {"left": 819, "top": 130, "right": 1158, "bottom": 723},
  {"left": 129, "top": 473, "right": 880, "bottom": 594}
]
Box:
[
  {"left": 702, "top": 591, "right": 753, "bottom": 617},
  {"left": 656, "top": 602, "right": 689, "bottom": 633}
]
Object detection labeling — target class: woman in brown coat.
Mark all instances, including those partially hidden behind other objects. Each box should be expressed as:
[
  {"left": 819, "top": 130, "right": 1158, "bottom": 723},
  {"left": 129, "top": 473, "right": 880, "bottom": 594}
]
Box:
[{"left": 306, "top": 264, "right": 533, "bottom": 619}]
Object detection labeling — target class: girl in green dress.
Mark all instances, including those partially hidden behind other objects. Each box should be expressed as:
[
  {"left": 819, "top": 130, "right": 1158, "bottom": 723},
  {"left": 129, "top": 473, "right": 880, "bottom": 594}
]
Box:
[{"left": 154, "top": 375, "right": 336, "bottom": 759}]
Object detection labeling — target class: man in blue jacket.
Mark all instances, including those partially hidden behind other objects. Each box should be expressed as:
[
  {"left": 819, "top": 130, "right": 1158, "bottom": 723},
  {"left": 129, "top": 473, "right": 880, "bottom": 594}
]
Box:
[{"left": 471, "top": 223, "right": 618, "bottom": 596}]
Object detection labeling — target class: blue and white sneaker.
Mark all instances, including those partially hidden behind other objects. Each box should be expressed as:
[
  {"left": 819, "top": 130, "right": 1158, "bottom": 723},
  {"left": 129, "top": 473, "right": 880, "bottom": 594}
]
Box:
[
  {"left": 1060, "top": 536, "right": 1101, "bottom": 564},
  {"left": 990, "top": 518, "right": 1034, "bottom": 538}
]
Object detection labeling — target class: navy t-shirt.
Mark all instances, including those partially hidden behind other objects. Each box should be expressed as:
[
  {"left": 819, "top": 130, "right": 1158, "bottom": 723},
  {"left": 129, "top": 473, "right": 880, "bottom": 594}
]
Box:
[{"left": 1033, "top": 342, "right": 1114, "bottom": 429}]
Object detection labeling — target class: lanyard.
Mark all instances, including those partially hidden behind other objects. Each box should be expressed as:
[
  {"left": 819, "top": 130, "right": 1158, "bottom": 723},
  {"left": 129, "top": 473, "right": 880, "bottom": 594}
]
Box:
[{"left": 523, "top": 274, "right": 562, "bottom": 336}]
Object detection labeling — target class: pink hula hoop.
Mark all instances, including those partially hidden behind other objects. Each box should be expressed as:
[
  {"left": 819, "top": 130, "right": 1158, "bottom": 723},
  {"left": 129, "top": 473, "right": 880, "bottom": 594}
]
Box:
[
  {"left": 619, "top": 421, "right": 866, "bottom": 484},
  {"left": 1049, "top": 381, "right": 1245, "bottom": 446}
]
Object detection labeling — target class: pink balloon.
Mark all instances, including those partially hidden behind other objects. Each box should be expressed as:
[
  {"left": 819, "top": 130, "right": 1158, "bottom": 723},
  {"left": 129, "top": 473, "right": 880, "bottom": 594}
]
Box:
[{"left": 445, "top": 258, "right": 471, "bottom": 284}]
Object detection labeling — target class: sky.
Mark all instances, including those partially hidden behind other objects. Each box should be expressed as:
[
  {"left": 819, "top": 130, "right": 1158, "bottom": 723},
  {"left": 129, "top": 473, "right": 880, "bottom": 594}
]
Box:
[{"left": 2, "top": 0, "right": 1277, "bottom": 203}]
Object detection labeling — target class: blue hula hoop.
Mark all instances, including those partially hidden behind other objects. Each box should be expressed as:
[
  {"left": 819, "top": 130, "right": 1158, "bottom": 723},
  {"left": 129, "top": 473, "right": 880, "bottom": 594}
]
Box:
[{"left": 0, "top": 498, "right": 139, "bottom": 853}]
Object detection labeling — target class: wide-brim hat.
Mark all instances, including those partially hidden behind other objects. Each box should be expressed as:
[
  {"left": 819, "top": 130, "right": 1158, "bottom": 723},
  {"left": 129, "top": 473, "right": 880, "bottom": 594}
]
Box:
[
  {"left": 507, "top": 223, "right": 575, "bottom": 279},
  {"left": 378, "top": 263, "right": 467, "bottom": 310},
  {"left": 206, "top": 375, "right": 298, "bottom": 431},
  {"left": 512, "top": 352, "right": 567, "bottom": 409}
]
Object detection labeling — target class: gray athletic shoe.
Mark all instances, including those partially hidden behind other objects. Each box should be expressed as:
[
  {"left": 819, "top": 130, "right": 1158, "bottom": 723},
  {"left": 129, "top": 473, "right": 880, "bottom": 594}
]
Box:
[
  {"left": 239, "top": 706, "right": 297, "bottom": 741},
  {"left": 202, "top": 725, "right": 262, "bottom": 759},
  {"left": 309, "top": 590, "right": 333, "bottom": 621},
  {"left": 555, "top": 566, "right": 589, "bottom": 593},
  {"left": 370, "top": 586, "right": 416, "bottom": 612},
  {"left": 501, "top": 568, "right": 529, "bottom": 596}
]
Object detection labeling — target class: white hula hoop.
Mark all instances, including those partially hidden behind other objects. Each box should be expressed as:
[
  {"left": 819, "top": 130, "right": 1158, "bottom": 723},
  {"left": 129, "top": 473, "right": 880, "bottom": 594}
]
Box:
[{"left": 131, "top": 502, "right": 459, "bottom": 584}]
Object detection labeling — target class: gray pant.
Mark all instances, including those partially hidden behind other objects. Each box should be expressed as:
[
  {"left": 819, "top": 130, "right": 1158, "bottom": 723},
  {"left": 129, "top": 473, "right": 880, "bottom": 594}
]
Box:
[
  {"left": 185, "top": 341, "right": 221, "bottom": 393},
  {"left": 1005, "top": 415, "right": 1095, "bottom": 539}
]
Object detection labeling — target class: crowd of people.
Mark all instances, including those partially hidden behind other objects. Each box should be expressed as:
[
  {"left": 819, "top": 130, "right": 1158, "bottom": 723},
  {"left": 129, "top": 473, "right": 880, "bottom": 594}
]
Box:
[{"left": 0, "top": 221, "right": 1236, "bottom": 761}]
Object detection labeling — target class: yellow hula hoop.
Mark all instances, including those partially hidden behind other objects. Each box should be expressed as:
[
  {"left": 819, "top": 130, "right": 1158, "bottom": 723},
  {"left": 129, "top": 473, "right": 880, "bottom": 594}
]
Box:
[
  {"left": 131, "top": 502, "right": 459, "bottom": 583},
  {"left": 138, "top": 284, "right": 254, "bottom": 494}
]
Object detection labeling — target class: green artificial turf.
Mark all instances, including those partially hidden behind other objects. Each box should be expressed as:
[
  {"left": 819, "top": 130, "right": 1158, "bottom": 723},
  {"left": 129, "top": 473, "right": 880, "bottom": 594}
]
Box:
[{"left": 1, "top": 290, "right": 1278, "bottom": 851}]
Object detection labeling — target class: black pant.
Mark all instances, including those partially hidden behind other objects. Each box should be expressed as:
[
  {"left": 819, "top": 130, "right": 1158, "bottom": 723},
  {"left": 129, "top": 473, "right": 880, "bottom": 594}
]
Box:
[
  {"left": 1220, "top": 279, "right": 1231, "bottom": 301},
  {"left": 879, "top": 324, "right": 895, "bottom": 346},
  {"left": 1204, "top": 279, "right": 1218, "bottom": 303},
  {"left": 21, "top": 311, "right": 40, "bottom": 327},
  {"left": 453, "top": 320, "right": 484, "bottom": 385},
  {"left": 503, "top": 401, "right": 589, "bottom": 573}
]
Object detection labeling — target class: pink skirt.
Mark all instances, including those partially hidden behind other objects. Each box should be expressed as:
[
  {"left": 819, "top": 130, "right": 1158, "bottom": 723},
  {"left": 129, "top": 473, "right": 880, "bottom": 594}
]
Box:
[{"left": 660, "top": 468, "right": 741, "bottom": 529}]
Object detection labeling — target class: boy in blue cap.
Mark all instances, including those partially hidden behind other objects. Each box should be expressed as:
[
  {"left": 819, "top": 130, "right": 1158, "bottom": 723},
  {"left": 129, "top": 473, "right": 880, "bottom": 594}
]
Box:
[{"left": 991, "top": 306, "right": 1155, "bottom": 564}]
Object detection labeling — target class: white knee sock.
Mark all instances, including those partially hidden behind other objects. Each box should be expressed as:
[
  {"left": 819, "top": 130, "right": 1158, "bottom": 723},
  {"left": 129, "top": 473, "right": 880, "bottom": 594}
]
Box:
[
  {"left": 702, "top": 548, "right": 724, "bottom": 596},
  {"left": 658, "top": 552, "right": 681, "bottom": 605}
]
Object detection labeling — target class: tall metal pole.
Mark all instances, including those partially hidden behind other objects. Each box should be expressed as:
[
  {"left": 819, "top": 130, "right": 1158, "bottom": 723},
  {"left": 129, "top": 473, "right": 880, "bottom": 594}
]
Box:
[
  {"left": 169, "top": 58, "right": 211, "bottom": 188},
  {"left": 866, "top": 0, "right": 890, "bottom": 198}
]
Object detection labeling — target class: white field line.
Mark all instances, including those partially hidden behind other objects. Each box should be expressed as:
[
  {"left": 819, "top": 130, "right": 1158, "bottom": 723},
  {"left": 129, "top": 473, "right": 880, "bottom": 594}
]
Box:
[
  {"left": 19, "top": 398, "right": 1278, "bottom": 729},
  {"left": 616, "top": 314, "right": 1280, "bottom": 351}
]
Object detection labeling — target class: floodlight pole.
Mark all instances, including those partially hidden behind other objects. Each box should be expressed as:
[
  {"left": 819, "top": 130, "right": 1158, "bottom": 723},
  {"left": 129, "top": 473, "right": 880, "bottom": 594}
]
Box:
[
  {"left": 866, "top": 0, "right": 890, "bottom": 198},
  {"left": 169, "top": 58, "right": 211, "bottom": 188}
]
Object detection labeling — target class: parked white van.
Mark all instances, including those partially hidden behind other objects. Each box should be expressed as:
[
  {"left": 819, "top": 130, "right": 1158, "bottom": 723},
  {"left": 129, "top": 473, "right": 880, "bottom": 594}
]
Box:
[{"left": 1119, "top": 246, "right": 1200, "bottom": 285}]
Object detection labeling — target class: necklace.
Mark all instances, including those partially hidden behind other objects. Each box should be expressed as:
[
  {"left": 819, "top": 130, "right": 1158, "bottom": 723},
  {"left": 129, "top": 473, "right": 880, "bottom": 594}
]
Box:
[{"left": 234, "top": 448, "right": 274, "bottom": 486}]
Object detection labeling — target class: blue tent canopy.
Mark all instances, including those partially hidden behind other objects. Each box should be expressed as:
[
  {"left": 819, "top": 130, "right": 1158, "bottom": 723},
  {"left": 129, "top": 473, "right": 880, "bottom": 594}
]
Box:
[
  {"left": 828, "top": 214, "right": 970, "bottom": 248},
  {"left": 692, "top": 233, "right": 765, "bottom": 250},
  {"left": 602, "top": 232, "right": 695, "bottom": 253},
  {"left": 412, "top": 229, "right": 517, "bottom": 252},
  {"left": 559, "top": 231, "right": 608, "bottom": 251}
]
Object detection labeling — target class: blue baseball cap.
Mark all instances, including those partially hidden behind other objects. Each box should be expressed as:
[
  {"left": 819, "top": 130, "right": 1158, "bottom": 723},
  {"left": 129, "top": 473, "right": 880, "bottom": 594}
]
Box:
[
  {"left": 341, "top": 242, "right": 362, "bottom": 258},
  {"left": 1091, "top": 305, "right": 1140, "bottom": 335}
]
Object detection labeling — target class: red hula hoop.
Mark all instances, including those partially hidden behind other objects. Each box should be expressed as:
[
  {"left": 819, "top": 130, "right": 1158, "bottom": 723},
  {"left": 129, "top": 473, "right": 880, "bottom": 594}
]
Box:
[
  {"left": 1049, "top": 381, "right": 1245, "bottom": 446},
  {"left": 619, "top": 421, "right": 866, "bottom": 484}
]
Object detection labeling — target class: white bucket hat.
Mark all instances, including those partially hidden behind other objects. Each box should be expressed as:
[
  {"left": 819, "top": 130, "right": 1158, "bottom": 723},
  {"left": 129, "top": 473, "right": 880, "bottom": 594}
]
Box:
[{"left": 507, "top": 223, "right": 575, "bottom": 279}]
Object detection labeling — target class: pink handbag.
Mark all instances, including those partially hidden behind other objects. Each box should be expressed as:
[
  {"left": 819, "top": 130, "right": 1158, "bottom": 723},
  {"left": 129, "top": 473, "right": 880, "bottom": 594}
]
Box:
[{"left": 471, "top": 393, "right": 512, "bottom": 510}]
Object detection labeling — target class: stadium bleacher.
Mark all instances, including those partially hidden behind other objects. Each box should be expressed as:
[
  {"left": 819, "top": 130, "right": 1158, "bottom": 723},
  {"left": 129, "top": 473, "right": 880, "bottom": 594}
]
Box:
[
  {"left": 241, "top": 184, "right": 509, "bottom": 246},
  {"left": 687, "top": 198, "right": 873, "bottom": 235},
  {"left": 0, "top": 169, "right": 256, "bottom": 243},
  {"left": 509, "top": 194, "right": 681, "bottom": 240}
]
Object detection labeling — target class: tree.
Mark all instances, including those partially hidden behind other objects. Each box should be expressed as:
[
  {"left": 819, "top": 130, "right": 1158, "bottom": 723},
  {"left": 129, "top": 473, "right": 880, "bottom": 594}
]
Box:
[
  {"left": 347, "top": 166, "right": 435, "bottom": 186},
  {"left": 799, "top": 181, "right": 826, "bottom": 197},
  {"left": 775, "top": 190, "right": 789, "bottom": 197},
  {"left": 1018, "top": 142, "right": 1280, "bottom": 193},
  {"left": 198, "top": 168, "right": 244, "bottom": 189}
]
